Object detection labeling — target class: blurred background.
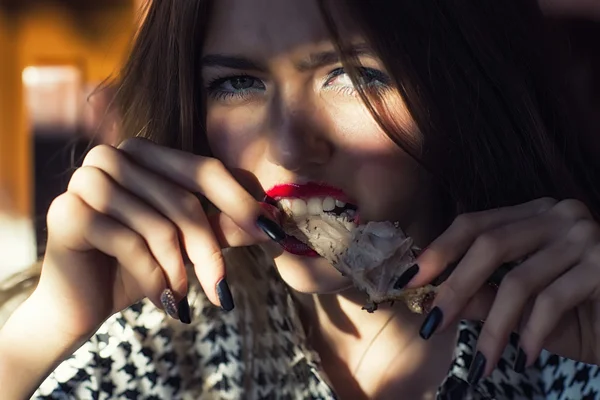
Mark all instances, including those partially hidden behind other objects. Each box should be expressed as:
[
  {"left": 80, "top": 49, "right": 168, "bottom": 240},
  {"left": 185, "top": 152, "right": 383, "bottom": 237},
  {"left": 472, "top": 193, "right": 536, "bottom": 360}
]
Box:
[
  {"left": 0, "top": 0, "right": 144, "bottom": 281},
  {"left": 0, "top": 1, "right": 597, "bottom": 283}
]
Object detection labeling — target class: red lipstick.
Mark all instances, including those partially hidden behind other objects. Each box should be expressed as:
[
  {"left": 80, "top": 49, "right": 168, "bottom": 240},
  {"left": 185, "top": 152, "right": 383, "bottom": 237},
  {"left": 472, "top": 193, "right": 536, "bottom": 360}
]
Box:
[{"left": 266, "top": 182, "right": 354, "bottom": 203}]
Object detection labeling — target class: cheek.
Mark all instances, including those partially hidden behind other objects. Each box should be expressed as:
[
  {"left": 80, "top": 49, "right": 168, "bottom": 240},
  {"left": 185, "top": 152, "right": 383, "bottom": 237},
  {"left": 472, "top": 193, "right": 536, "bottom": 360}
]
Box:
[
  {"left": 333, "top": 102, "right": 426, "bottom": 221},
  {"left": 206, "top": 110, "right": 264, "bottom": 168}
]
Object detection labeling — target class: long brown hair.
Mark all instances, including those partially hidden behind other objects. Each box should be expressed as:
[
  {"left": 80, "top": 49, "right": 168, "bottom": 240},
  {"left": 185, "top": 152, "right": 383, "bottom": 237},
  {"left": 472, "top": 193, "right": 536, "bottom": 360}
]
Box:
[
  {"left": 330, "top": 0, "right": 600, "bottom": 217},
  {"left": 118, "top": 0, "right": 600, "bottom": 219}
]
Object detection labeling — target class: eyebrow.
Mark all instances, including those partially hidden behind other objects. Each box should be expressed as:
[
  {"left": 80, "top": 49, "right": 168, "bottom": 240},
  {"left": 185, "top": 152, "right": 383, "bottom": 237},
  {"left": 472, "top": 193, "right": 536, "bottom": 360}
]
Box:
[{"left": 201, "top": 43, "right": 374, "bottom": 73}]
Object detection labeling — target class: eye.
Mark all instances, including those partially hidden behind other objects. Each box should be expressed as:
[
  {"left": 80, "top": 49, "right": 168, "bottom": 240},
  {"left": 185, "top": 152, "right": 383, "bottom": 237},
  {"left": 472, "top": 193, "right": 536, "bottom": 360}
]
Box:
[
  {"left": 206, "top": 75, "right": 266, "bottom": 101},
  {"left": 324, "top": 67, "right": 391, "bottom": 92}
]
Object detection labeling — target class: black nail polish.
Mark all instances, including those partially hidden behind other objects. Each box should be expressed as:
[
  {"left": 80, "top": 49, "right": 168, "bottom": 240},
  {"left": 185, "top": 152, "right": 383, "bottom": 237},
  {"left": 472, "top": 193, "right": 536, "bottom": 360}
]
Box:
[
  {"left": 217, "top": 279, "right": 235, "bottom": 312},
  {"left": 419, "top": 306, "right": 443, "bottom": 340},
  {"left": 394, "top": 264, "right": 419, "bottom": 290},
  {"left": 177, "top": 296, "right": 192, "bottom": 324},
  {"left": 467, "top": 351, "right": 486, "bottom": 386},
  {"left": 256, "top": 215, "right": 287, "bottom": 242},
  {"left": 263, "top": 195, "right": 278, "bottom": 206},
  {"left": 513, "top": 348, "right": 527, "bottom": 373}
]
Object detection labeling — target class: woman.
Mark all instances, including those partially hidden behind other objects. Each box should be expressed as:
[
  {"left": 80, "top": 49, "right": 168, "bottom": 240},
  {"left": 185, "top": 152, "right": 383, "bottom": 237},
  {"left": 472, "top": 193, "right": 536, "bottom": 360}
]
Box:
[{"left": 2, "top": 0, "right": 600, "bottom": 398}]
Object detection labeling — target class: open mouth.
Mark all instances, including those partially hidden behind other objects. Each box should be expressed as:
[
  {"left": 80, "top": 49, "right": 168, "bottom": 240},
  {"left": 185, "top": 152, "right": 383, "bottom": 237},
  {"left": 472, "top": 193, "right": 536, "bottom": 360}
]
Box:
[{"left": 265, "top": 182, "right": 359, "bottom": 257}]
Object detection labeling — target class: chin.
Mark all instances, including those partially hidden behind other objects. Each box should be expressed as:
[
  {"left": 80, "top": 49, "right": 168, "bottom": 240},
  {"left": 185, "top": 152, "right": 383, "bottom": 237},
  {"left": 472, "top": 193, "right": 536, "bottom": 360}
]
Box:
[{"left": 272, "top": 251, "right": 354, "bottom": 294}]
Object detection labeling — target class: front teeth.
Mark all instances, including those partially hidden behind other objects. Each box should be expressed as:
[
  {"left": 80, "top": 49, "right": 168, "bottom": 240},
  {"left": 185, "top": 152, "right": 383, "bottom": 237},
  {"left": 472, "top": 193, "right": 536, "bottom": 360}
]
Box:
[
  {"left": 322, "top": 197, "right": 335, "bottom": 212},
  {"left": 280, "top": 196, "right": 354, "bottom": 219},
  {"left": 291, "top": 199, "right": 308, "bottom": 216},
  {"left": 307, "top": 197, "right": 322, "bottom": 215}
]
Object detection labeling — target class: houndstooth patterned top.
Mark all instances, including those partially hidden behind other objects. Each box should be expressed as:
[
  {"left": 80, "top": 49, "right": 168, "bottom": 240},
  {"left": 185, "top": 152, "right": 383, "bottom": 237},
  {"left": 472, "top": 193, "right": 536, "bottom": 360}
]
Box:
[{"left": 33, "top": 267, "right": 600, "bottom": 400}]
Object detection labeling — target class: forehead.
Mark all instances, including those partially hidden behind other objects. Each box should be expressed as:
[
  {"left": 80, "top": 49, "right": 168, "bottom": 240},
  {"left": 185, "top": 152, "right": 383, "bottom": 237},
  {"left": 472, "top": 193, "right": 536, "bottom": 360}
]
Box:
[{"left": 203, "top": 0, "right": 357, "bottom": 57}]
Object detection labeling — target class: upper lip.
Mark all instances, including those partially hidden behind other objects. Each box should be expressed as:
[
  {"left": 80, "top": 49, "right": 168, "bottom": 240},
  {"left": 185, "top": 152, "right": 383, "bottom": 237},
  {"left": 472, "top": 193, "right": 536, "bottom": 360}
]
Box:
[{"left": 265, "top": 182, "right": 355, "bottom": 204}]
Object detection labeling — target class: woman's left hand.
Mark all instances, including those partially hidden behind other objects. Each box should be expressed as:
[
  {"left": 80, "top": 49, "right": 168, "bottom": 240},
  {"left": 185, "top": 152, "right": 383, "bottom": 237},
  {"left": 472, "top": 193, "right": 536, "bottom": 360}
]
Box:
[{"left": 407, "top": 197, "right": 600, "bottom": 382}]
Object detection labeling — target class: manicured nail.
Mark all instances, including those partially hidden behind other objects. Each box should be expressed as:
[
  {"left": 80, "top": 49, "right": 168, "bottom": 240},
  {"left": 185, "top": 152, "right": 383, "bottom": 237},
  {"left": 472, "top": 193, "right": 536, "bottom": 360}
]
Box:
[
  {"left": 216, "top": 278, "right": 235, "bottom": 312},
  {"left": 394, "top": 264, "right": 419, "bottom": 289},
  {"left": 467, "top": 351, "right": 487, "bottom": 386},
  {"left": 160, "top": 288, "right": 179, "bottom": 320},
  {"left": 419, "top": 306, "right": 443, "bottom": 340},
  {"left": 256, "top": 215, "right": 287, "bottom": 242},
  {"left": 263, "top": 195, "right": 278, "bottom": 206},
  {"left": 513, "top": 348, "right": 527, "bottom": 373},
  {"left": 177, "top": 296, "right": 192, "bottom": 324}
]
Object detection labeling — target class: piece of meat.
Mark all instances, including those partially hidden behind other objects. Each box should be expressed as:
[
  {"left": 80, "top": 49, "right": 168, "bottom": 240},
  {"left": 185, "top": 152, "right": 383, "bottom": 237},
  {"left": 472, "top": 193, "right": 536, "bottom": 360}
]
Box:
[{"left": 283, "top": 213, "right": 437, "bottom": 313}]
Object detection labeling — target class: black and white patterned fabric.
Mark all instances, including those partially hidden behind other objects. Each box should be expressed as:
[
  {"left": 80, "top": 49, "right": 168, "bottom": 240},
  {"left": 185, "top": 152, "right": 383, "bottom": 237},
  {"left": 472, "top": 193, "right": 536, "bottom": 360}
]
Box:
[{"left": 33, "top": 266, "right": 600, "bottom": 399}]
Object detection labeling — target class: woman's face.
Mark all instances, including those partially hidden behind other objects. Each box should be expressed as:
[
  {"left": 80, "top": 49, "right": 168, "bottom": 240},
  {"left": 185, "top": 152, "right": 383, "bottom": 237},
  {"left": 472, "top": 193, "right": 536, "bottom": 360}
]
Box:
[{"left": 203, "top": 0, "right": 441, "bottom": 294}]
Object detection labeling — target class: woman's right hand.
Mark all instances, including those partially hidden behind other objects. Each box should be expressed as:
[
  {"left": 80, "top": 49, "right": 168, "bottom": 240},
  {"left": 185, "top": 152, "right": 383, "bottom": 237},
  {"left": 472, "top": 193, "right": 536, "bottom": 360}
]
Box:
[{"left": 35, "top": 138, "right": 284, "bottom": 340}]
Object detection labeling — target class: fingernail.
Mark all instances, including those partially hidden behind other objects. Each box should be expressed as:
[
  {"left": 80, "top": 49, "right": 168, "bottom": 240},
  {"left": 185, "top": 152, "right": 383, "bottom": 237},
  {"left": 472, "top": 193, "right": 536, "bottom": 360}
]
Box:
[
  {"left": 177, "top": 296, "right": 192, "bottom": 324},
  {"left": 394, "top": 264, "right": 419, "bottom": 289},
  {"left": 513, "top": 348, "right": 527, "bottom": 373},
  {"left": 419, "top": 306, "right": 443, "bottom": 340},
  {"left": 263, "top": 195, "right": 278, "bottom": 206},
  {"left": 160, "top": 288, "right": 179, "bottom": 320},
  {"left": 216, "top": 278, "right": 235, "bottom": 312},
  {"left": 467, "top": 351, "right": 486, "bottom": 386},
  {"left": 259, "top": 202, "right": 282, "bottom": 221},
  {"left": 256, "top": 215, "right": 287, "bottom": 242}
]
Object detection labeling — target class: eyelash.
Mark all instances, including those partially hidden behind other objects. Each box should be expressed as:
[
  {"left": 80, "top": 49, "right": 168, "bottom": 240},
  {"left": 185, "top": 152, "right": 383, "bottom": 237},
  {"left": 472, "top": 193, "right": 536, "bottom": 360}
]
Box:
[{"left": 205, "top": 67, "right": 391, "bottom": 102}]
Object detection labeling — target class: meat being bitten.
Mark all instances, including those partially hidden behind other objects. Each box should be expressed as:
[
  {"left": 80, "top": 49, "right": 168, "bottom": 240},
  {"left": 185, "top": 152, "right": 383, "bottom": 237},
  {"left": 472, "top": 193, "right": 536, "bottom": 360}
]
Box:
[{"left": 282, "top": 213, "right": 437, "bottom": 313}]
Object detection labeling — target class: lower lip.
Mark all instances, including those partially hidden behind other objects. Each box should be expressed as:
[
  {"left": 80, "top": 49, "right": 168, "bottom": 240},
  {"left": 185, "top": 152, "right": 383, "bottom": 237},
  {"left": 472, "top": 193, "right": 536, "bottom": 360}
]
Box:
[{"left": 280, "top": 236, "right": 320, "bottom": 257}]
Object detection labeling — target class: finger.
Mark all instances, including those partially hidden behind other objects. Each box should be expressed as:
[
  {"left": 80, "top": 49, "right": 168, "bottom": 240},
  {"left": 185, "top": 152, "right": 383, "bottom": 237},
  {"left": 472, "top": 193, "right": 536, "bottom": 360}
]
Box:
[
  {"left": 474, "top": 219, "right": 599, "bottom": 374},
  {"left": 82, "top": 145, "right": 240, "bottom": 306},
  {"left": 85, "top": 145, "right": 275, "bottom": 248},
  {"left": 117, "top": 139, "right": 283, "bottom": 240},
  {"left": 457, "top": 285, "right": 496, "bottom": 323},
  {"left": 424, "top": 212, "right": 555, "bottom": 337},
  {"left": 208, "top": 210, "right": 273, "bottom": 248},
  {"left": 47, "top": 193, "right": 167, "bottom": 310},
  {"left": 520, "top": 257, "right": 600, "bottom": 367},
  {"left": 68, "top": 165, "right": 188, "bottom": 298},
  {"left": 411, "top": 197, "right": 557, "bottom": 287}
]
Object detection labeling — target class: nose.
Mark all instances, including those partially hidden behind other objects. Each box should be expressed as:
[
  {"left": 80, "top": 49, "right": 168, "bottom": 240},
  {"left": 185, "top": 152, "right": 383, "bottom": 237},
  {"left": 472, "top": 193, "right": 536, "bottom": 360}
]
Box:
[{"left": 266, "top": 91, "right": 332, "bottom": 172}]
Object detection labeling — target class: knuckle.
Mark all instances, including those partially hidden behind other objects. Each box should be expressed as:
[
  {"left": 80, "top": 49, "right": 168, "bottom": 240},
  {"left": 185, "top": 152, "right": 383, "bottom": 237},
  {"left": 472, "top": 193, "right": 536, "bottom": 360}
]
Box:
[
  {"left": 206, "top": 247, "right": 226, "bottom": 271},
  {"left": 452, "top": 213, "right": 478, "bottom": 236},
  {"left": 584, "top": 244, "right": 600, "bottom": 265},
  {"left": 535, "top": 289, "right": 564, "bottom": 316},
  {"left": 68, "top": 166, "right": 106, "bottom": 193},
  {"left": 152, "top": 222, "right": 181, "bottom": 252},
  {"left": 500, "top": 270, "right": 531, "bottom": 298},
  {"left": 534, "top": 197, "right": 558, "bottom": 213},
  {"left": 82, "top": 144, "right": 117, "bottom": 167},
  {"left": 553, "top": 199, "right": 591, "bottom": 221},
  {"left": 203, "top": 157, "right": 225, "bottom": 172},
  {"left": 567, "top": 220, "right": 600, "bottom": 243},
  {"left": 121, "top": 233, "right": 148, "bottom": 257},
  {"left": 47, "top": 193, "right": 78, "bottom": 227},
  {"left": 479, "top": 323, "right": 506, "bottom": 349},
  {"left": 473, "top": 232, "right": 503, "bottom": 259}
]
